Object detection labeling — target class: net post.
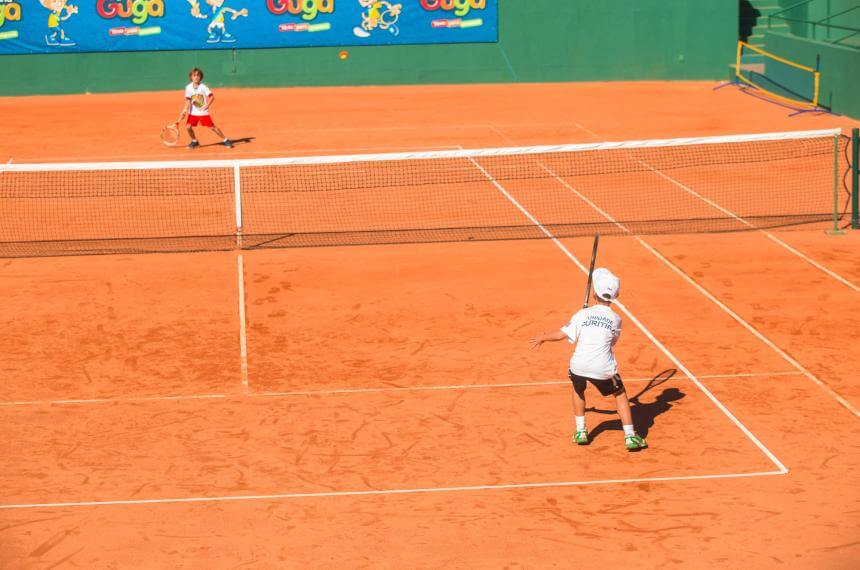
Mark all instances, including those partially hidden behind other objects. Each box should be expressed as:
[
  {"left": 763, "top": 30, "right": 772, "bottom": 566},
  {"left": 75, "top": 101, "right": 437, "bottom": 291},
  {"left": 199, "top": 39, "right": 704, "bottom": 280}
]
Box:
[
  {"left": 813, "top": 56, "right": 820, "bottom": 107},
  {"left": 735, "top": 41, "right": 742, "bottom": 81},
  {"left": 233, "top": 164, "right": 243, "bottom": 248},
  {"left": 829, "top": 134, "right": 844, "bottom": 235},
  {"left": 852, "top": 128, "right": 859, "bottom": 230}
]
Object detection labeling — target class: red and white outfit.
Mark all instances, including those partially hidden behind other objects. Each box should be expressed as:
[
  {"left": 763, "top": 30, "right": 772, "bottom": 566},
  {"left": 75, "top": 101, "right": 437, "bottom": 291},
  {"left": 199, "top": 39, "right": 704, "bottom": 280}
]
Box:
[{"left": 185, "top": 82, "right": 214, "bottom": 127}]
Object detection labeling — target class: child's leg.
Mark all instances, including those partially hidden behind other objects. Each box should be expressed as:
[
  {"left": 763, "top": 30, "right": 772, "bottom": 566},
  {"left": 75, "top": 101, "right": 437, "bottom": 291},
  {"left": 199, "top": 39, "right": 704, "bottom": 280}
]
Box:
[
  {"left": 573, "top": 390, "right": 585, "bottom": 420},
  {"left": 210, "top": 125, "right": 228, "bottom": 140},
  {"left": 614, "top": 388, "right": 634, "bottom": 427},
  {"left": 614, "top": 387, "right": 647, "bottom": 449},
  {"left": 186, "top": 125, "right": 200, "bottom": 148},
  {"left": 571, "top": 387, "right": 586, "bottom": 418},
  {"left": 571, "top": 388, "right": 588, "bottom": 443},
  {"left": 568, "top": 372, "right": 589, "bottom": 444},
  {"left": 210, "top": 125, "right": 232, "bottom": 147}
]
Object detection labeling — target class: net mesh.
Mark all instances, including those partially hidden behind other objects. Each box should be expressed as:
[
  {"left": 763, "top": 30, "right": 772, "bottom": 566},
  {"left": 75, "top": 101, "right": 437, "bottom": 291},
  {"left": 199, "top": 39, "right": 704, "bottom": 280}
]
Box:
[{"left": 0, "top": 129, "right": 849, "bottom": 257}]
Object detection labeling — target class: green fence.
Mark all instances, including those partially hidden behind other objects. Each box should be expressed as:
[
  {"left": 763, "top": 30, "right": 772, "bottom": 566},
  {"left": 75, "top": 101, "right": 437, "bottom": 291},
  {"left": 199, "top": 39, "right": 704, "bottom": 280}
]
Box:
[{"left": 0, "top": 0, "right": 737, "bottom": 96}]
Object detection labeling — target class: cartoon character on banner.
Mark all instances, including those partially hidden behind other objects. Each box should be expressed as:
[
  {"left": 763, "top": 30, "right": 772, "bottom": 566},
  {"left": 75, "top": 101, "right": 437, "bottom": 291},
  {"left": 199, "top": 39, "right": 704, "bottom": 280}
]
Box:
[
  {"left": 39, "top": 0, "right": 77, "bottom": 46},
  {"left": 353, "top": 0, "right": 401, "bottom": 38},
  {"left": 187, "top": 0, "right": 247, "bottom": 43}
]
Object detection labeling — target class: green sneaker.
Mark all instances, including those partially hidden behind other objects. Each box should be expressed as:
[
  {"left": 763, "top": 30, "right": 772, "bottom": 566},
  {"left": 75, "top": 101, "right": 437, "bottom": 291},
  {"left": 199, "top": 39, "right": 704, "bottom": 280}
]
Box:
[
  {"left": 572, "top": 430, "right": 589, "bottom": 445},
  {"left": 625, "top": 434, "right": 648, "bottom": 451}
]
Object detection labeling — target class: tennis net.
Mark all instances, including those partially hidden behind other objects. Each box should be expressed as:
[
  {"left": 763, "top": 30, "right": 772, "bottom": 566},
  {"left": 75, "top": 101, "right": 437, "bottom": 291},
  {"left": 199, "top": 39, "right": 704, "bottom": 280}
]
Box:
[{"left": 0, "top": 128, "right": 851, "bottom": 258}]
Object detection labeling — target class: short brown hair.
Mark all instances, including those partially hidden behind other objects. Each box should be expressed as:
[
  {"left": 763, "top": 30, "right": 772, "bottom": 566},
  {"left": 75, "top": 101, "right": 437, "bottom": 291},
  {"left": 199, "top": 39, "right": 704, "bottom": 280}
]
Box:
[{"left": 189, "top": 67, "right": 204, "bottom": 80}]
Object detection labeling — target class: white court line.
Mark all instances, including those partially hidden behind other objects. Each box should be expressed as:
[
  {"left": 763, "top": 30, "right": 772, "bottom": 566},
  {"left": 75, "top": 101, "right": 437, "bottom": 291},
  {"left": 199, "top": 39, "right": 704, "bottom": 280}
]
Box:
[
  {"left": 487, "top": 124, "right": 509, "bottom": 142},
  {"left": 271, "top": 123, "right": 578, "bottom": 133},
  {"left": 559, "top": 123, "right": 859, "bottom": 418},
  {"left": 569, "top": 174, "right": 857, "bottom": 418},
  {"left": 0, "top": 469, "right": 786, "bottom": 510},
  {"left": 570, "top": 169, "right": 858, "bottom": 417},
  {"left": 237, "top": 254, "right": 250, "bottom": 393},
  {"left": 535, "top": 154, "right": 859, "bottom": 419},
  {"left": 572, "top": 122, "right": 859, "bottom": 292},
  {"left": 256, "top": 371, "right": 800, "bottom": 398},
  {"left": 638, "top": 245, "right": 860, "bottom": 419},
  {"left": 0, "top": 372, "right": 802, "bottom": 407},
  {"left": 490, "top": 123, "right": 859, "bottom": 419},
  {"left": 0, "top": 394, "right": 228, "bottom": 406},
  {"left": 466, "top": 155, "right": 788, "bottom": 474}
]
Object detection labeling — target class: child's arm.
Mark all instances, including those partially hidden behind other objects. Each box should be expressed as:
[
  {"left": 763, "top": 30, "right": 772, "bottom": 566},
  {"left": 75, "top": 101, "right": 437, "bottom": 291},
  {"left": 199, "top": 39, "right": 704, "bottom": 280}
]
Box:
[
  {"left": 177, "top": 99, "right": 191, "bottom": 124},
  {"left": 206, "top": 92, "right": 215, "bottom": 110},
  {"left": 529, "top": 329, "right": 569, "bottom": 350}
]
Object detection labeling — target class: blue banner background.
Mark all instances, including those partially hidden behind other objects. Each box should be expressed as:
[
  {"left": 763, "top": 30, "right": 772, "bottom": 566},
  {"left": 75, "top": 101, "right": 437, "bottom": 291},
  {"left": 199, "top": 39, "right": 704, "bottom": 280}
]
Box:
[{"left": 0, "top": 0, "right": 497, "bottom": 54}]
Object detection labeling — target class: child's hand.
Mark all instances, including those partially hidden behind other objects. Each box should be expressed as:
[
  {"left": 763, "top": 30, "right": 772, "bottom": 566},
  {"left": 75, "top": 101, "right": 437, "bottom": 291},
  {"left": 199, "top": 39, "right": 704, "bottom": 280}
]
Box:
[
  {"left": 529, "top": 334, "right": 545, "bottom": 350},
  {"left": 67, "top": 4, "right": 78, "bottom": 14}
]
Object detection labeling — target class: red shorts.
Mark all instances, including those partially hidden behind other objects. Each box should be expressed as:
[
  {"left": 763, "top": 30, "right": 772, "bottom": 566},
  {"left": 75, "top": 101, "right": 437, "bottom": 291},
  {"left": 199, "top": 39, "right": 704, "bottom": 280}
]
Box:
[{"left": 187, "top": 115, "right": 214, "bottom": 127}]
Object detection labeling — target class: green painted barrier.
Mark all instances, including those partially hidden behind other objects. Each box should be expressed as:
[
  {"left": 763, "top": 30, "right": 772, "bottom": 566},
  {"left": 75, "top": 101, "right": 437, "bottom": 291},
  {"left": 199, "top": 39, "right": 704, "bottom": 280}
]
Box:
[
  {"left": 765, "top": 31, "right": 860, "bottom": 119},
  {"left": 0, "top": 0, "right": 737, "bottom": 95}
]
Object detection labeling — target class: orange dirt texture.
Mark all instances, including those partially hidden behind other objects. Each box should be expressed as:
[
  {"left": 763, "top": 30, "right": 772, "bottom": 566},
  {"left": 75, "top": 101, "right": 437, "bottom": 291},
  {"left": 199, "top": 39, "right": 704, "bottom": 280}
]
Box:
[{"left": 1, "top": 82, "right": 859, "bottom": 568}]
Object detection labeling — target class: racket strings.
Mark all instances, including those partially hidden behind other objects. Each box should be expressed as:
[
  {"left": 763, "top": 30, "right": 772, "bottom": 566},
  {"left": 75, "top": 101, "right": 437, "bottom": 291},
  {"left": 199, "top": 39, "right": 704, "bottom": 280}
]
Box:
[{"left": 160, "top": 124, "right": 180, "bottom": 147}]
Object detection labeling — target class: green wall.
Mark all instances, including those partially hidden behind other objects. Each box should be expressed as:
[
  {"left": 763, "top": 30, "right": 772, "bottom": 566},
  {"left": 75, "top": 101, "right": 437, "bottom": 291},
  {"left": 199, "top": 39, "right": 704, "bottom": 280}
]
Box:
[
  {"left": 765, "top": 30, "right": 860, "bottom": 118},
  {"left": 0, "top": 1, "right": 737, "bottom": 96},
  {"left": 777, "top": 0, "right": 860, "bottom": 43}
]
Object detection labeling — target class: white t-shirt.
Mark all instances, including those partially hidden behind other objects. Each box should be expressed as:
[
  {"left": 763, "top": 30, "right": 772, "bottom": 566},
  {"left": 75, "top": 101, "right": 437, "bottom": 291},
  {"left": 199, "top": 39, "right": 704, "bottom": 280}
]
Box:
[
  {"left": 560, "top": 304, "right": 622, "bottom": 380},
  {"left": 185, "top": 82, "right": 212, "bottom": 116}
]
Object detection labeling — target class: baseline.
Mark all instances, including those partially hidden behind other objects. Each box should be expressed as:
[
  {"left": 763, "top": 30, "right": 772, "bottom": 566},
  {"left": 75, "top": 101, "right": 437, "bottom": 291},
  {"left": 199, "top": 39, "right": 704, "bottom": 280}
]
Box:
[{"left": 0, "top": 470, "right": 786, "bottom": 511}]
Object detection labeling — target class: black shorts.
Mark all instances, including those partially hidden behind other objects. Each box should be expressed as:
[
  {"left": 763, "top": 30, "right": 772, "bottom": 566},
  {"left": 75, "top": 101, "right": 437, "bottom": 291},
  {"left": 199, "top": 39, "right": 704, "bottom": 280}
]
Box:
[{"left": 568, "top": 371, "right": 625, "bottom": 397}]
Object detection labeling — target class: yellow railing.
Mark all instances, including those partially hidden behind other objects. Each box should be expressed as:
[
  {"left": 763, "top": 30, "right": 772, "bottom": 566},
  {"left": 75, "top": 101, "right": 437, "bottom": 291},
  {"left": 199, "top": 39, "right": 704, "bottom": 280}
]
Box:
[{"left": 734, "top": 41, "right": 820, "bottom": 108}]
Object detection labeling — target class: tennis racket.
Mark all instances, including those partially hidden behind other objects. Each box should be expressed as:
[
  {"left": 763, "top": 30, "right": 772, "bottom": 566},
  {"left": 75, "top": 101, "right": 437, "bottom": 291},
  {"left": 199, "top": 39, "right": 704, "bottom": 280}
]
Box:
[
  {"left": 583, "top": 234, "right": 600, "bottom": 308},
  {"left": 160, "top": 123, "right": 180, "bottom": 147}
]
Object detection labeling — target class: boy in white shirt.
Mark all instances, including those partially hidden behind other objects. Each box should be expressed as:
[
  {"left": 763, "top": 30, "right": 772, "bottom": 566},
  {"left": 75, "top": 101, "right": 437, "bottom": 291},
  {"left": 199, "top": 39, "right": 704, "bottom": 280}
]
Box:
[
  {"left": 531, "top": 268, "right": 648, "bottom": 451},
  {"left": 177, "top": 67, "right": 232, "bottom": 149}
]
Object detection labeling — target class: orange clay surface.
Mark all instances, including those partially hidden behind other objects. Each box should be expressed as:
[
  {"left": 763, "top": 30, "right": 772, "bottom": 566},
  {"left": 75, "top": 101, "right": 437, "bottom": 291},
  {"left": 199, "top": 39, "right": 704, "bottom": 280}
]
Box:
[{"left": 1, "top": 82, "right": 859, "bottom": 568}]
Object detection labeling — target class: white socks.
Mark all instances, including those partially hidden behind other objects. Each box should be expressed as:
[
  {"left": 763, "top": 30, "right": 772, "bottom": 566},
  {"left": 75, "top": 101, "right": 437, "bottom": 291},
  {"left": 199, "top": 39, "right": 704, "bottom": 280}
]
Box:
[{"left": 575, "top": 417, "right": 635, "bottom": 437}]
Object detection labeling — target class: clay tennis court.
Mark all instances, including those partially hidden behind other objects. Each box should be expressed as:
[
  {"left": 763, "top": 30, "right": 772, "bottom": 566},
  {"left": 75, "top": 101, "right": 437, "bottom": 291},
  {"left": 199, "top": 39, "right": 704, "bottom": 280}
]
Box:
[{"left": 1, "top": 82, "right": 859, "bottom": 567}]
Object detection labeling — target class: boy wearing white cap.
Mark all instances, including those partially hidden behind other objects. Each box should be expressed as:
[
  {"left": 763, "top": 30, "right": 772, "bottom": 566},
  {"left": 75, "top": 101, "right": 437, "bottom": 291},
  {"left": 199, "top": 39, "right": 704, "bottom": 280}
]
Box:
[{"left": 530, "top": 268, "right": 648, "bottom": 451}]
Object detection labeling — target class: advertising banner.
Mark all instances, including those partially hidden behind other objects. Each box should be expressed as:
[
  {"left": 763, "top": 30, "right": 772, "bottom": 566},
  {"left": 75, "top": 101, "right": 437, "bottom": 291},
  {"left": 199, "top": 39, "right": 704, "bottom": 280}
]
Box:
[{"left": 0, "top": 0, "right": 498, "bottom": 54}]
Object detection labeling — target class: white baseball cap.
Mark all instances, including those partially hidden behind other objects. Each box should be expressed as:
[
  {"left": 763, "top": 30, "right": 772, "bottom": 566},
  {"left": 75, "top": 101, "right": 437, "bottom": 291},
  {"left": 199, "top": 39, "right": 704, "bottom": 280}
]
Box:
[{"left": 592, "top": 267, "right": 620, "bottom": 301}]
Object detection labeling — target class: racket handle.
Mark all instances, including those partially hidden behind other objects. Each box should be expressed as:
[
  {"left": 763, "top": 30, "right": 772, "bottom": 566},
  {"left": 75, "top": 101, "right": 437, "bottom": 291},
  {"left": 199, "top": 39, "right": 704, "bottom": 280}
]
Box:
[{"left": 583, "top": 234, "right": 600, "bottom": 308}]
